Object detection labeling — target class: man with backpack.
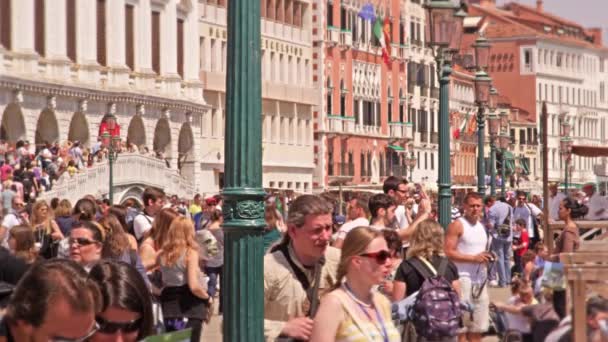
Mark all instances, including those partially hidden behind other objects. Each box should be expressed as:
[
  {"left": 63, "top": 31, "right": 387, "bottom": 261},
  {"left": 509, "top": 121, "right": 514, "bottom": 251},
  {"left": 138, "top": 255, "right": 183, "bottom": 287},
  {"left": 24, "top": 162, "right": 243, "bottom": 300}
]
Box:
[
  {"left": 133, "top": 187, "right": 165, "bottom": 242},
  {"left": 486, "top": 196, "right": 513, "bottom": 288},
  {"left": 445, "top": 192, "right": 495, "bottom": 342}
]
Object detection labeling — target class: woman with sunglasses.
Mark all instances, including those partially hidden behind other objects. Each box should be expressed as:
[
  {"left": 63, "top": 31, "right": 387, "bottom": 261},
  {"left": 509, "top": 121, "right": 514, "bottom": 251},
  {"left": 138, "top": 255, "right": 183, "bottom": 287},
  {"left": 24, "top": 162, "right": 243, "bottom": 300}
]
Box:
[
  {"left": 69, "top": 220, "right": 104, "bottom": 272},
  {"left": 88, "top": 260, "right": 154, "bottom": 342},
  {"left": 311, "top": 226, "right": 400, "bottom": 341},
  {"left": 30, "top": 199, "right": 63, "bottom": 259}
]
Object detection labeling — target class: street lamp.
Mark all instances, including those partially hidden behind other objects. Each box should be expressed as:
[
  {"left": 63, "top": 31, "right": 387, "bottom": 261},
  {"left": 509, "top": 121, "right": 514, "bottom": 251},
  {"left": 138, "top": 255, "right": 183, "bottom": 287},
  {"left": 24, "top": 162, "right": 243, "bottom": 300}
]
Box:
[
  {"left": 405, "top": 145, "right": 417, "bottom": 182},
  {"left": 424, "top": 0, "right": 464, "bottom": 229},
  {"left": 559, "top": 112, "right": 572, "bottom": 194},
  {"left": 499, "top": 131, "right": 511, "bottom": 196},
  {"left": 101, "top": 114, "right": 121, "bottom": 204},
  {"left": 223, "top": 1, "right": 266, "bottom": 340},
  {"left": 473, "top": 35, "right": 491, "bottom": 196},
  {"left": 487, "top": 111, "right": 500, "bottom": 196}
]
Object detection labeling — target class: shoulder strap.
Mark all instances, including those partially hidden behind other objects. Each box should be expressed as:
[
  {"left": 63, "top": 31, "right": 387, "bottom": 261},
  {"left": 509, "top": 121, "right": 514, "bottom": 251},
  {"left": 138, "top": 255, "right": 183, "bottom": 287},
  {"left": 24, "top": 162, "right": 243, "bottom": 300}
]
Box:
[
  {"left": 406, "top": 257, "right": 434, "bottom": 280},
  {"left": 277, "top": 243, "right": 311, "bottom": 290},
  {"left": 129, "top": 249, "right": 138, "bottom": 267},
  {"left": 436, "top": 257, "right": 449, "bottom": 277}
]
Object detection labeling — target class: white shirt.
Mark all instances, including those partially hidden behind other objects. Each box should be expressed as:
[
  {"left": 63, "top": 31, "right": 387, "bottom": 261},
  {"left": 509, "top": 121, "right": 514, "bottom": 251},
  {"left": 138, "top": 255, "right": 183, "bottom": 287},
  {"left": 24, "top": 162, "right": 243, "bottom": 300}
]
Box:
[
  {"left": 454, "top": 217, "right": 489, "bottom": 283},
  {"left": 505, "top": 296, "right": 533, "bottom": 333},
  {"left": 1, "top": 211, "right": 22, "bottom": 248},
  {"left": 133, "top": 213, "right": 154, "bottom": 240},
  {"left": 513, "top": 203, "right": 542, "bottom": 238},
  {"left": 335, "top": 217, "right": 370, "bottom": 241},
  {"left": 585, "top": 193, "right": 608, "bottom": 220},
  {"left": 394, "top": 205, "right": 409, "bottom": 230},
  {"left": 549, "top": 192, "right": 566, "bottom": 221}
]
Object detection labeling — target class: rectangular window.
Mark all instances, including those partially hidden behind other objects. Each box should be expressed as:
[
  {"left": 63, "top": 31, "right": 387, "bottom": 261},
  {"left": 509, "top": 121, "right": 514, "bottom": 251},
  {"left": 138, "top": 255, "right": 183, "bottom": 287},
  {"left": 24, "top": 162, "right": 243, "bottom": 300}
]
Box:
[
  {"left": 410, "top": 21, "right": 415, "bottom": 43},
  {"left": 293, "top": 1, "right": 302, "bottom": 27},
  {"left": 523, "top": 49, "right": 532, "bottom": 72},
  {"left": 177, "top": 19, "right": 184, "bottom": 78},
  {"left": 66, "top": 0, "right": 76, "bottom": 61},
  {"left": 327, "top": 1, "right": 333, "bottom": 27},
  {"left": 388, "top": 102, "right": 392, "bottom": 121},
  {"left": 35, "top": 0, "right": 45, "bottom": 56},
  {"left": 399, "top": 103, "right": 405, "bottom": 122},
  {"left": 399, "top": 22, "right": 405, "bottom": 45},
  {"left": 340, "top": 5, "right": 347, "bottom": 30},
  {"left": 519, "top": 129, "right": 525, "bottom": 145},
  {"left": 285, "top": 0, "right": 293, "bottom": 25},
  {"left": 0, "top": 0, "right": 10, "bottom": 49},
  {"left": 340, "top": 94, "right": 346, "bottom": 116},
  {"left": 151, "top": 11, "right": 161, "bottom": 74},
  {"left": 97, "top": 0, "right": 107, "bottom": 66},
  {"left": 431, "top": 153, "right": 434, "bottom": 170},
  {"left": 125, "top": 4, "right": 135, "bottom": 70},
  {"left": 327, "top": 92, "right": 332, "bottom": 115}
]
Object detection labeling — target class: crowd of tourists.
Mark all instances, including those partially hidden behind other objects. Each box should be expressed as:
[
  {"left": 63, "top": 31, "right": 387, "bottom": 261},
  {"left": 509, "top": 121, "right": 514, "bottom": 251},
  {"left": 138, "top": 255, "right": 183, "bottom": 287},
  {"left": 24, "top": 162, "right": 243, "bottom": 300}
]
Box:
[{"left": 0, "top": 176, "right": 607, "bottom": 341}]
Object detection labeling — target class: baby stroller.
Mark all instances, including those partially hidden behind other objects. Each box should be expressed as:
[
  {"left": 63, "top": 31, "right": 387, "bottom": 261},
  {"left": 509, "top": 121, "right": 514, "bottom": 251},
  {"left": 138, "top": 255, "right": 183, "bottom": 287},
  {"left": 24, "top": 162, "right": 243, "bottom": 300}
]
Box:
[{"left": 489, "top": 303, "right": 524, "bottom": 342}]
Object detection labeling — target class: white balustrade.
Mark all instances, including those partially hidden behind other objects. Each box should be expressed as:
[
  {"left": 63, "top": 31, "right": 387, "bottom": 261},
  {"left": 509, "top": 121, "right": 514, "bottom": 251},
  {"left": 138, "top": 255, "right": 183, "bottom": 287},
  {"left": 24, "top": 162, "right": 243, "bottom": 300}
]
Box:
[{"left": 39, "top": 153, "right": 195, "bottom": 204}]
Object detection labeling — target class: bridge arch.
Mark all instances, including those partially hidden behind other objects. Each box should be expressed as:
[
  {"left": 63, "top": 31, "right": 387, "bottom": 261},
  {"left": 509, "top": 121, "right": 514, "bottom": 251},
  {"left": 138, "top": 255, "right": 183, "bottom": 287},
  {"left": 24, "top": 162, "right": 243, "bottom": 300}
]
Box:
[
  {"left": 68, "top": 112, "right": 90, "bottom": 146},
  {"left": 178, "top": 122, "right": 195, "bottom": 180},
  {"left": 119, "top": 185, "right": 145, "bottom": 207},
  {"left": 127, "top": 115, "right": 146, "bottom": 148},
  {"left": 35, "top": 109, "right": 60, "bottom": 147},
  {"left": 153, "top": 117, "right": 172, "bottom": 158},
  {"left": 1, "top": 104, "right": 26, "bottom": 143}
]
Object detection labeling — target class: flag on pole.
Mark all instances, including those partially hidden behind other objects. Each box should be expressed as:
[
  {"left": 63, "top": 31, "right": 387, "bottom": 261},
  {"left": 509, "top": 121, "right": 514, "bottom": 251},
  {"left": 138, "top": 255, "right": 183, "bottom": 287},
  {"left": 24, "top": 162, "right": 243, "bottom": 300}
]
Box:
[{"left": 373, "top": 15, "right": 391, "bottom": 65}]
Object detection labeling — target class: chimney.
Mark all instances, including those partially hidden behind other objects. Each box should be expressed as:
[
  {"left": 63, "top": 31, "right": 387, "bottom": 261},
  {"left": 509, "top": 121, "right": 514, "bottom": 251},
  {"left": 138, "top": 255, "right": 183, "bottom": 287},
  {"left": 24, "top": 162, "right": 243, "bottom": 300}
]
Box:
[
  {"left": 536, "top": 0, "right": 543, "bottom": 12},
  {"left": 588, "top": 28, "right": 603, "bottom": 46}
]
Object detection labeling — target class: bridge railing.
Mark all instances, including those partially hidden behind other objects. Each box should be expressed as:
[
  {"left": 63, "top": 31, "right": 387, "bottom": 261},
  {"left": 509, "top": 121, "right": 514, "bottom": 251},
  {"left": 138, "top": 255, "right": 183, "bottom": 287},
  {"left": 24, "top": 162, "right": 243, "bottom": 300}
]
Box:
[{"left": 39, "top": 153, "right": 195, "bottom": 204}]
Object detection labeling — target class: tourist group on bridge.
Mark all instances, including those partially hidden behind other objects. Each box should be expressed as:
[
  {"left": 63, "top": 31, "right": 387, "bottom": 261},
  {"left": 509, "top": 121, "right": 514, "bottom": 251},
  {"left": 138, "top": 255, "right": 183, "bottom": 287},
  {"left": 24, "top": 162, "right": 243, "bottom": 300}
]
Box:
[{"left": 0, "top": 176, "right": 607, "bottom": 341}]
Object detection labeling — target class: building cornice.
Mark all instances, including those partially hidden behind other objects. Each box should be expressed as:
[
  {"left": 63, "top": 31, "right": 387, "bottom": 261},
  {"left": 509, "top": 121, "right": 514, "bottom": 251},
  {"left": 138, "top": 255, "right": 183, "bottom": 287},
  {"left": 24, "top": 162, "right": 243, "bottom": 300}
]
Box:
[{"left": 0, "top": 75, "right": 211, "bottom": 115}]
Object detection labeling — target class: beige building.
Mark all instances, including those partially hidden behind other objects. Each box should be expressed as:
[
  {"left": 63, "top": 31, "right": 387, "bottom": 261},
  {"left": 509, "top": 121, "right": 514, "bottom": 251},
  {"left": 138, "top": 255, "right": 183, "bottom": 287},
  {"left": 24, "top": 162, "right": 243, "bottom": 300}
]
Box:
[{"left": 198, "top": 0, "right": 315, "bottom": 194}]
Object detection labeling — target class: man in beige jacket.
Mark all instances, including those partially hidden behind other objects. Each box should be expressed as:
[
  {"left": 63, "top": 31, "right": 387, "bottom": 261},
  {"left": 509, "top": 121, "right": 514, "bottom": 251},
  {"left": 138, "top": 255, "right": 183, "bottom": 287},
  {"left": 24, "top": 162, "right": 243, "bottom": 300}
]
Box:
[{"left": 264, "top": 194, "right": 340, "bottom": 341}]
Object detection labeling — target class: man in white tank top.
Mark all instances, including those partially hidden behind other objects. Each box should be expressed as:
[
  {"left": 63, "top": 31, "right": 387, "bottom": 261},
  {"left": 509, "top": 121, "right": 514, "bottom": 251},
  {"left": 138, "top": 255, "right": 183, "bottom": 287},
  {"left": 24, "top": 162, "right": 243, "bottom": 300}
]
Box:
[{"left": 445, "top": 192, "right": 493, "bottom": 342}]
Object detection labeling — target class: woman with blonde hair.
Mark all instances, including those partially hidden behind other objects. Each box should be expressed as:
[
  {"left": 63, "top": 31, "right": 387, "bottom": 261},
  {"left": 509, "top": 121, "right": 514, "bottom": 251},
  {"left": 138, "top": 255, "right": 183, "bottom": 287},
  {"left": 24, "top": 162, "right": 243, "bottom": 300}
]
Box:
[
  {"left": 392, "top": 219, "right": 460, "bottom": 302},
  {"left": 139, "top": 207, "right": 179, "bottom": 270},
  {"left": 311, "top": 226, "right": 401, "bottom": 341},
  {"left": 158, "top": 216, "right": 210, "bottom": 341},
  {"left": 54, "top": 198, "right": 75, "bottom": 236},
  {"left": 30, "top": 199, "right": 63, "bottom": 259},
  {"left": 7, "top": 225, "right": 38, "bottom": 263}
]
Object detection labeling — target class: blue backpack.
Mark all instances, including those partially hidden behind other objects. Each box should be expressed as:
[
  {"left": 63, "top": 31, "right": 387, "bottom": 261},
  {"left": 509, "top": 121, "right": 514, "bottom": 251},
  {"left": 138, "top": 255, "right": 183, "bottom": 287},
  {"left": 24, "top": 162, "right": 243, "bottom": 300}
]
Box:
[{"left": 408, "top": 257, "right": 462, "bottom": 340}]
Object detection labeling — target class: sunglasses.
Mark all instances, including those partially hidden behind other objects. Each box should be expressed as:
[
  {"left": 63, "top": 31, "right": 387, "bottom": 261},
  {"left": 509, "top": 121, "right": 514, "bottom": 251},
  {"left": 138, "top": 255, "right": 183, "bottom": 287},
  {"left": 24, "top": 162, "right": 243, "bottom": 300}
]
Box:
[
  {"left": 51, "top": 322, "right": 99, "bottom": 342},
  {"left": 96, "top": 316, "right": 141, "bottom": 334},
  {"left": 68, "top": 237, "right": 98, "bottom": 246},
  {"left": 359, "top": 250, "right": 392, "bottom": 264}
]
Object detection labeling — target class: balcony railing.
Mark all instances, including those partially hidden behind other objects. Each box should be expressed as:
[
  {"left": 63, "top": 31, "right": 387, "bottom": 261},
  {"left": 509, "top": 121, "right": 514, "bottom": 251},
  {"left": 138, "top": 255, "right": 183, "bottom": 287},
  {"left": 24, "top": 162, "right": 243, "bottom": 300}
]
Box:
[
  {"left": 389, "top": 122, "right": 404, "bottom": 138},
  {"left": 354, "top": 124, "right": 381, "bottom": 135},
  {"left": 327, "top": 26, "right": 340, "bottom": 44},
  {"left": 326, "top": 115, "right": 356, "bottom": 134},
  {"left": 339, "top": 30, "right": 352, "bottom": 47}
]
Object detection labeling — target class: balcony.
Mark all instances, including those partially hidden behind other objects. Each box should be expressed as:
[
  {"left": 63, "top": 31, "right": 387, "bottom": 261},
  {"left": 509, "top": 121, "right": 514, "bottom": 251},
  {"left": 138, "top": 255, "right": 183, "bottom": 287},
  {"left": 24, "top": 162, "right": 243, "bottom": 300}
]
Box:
[
  {"left": 431, "top": 132, "right": 439, "bottom": 144},
  {"left": 327, "top": 26, "right": 340, "bottom": 45},
  {"left": 391, "top": 43, "right": 399, "bottom": 59},
  {"left": 354, "top": 124, "right": 381, "bottom": 136},
  {"left": 391, "top": 165, "right": 409, "bottom": 177},
  {"left": 404, "top": 122, "right": 413, "bottom": 139},
  {"left": 389, "top": 122, "right": 404, "bottom": 139},
  {"left": 326, "top": 115, "right": 356, "bottom": 134},
  {"left": 339, "top": 30, "right": 352, "bottom": 47},
  {"left": 431, "top": 87, "right": 439, "bottom": 99}
]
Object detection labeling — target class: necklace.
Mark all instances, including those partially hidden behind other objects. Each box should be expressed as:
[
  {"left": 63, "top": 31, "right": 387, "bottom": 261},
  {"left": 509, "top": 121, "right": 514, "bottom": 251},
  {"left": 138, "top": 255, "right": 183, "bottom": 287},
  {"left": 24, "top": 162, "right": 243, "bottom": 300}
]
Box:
[{"left": 343, "top": 282, "right": 372, "bottom": 308}]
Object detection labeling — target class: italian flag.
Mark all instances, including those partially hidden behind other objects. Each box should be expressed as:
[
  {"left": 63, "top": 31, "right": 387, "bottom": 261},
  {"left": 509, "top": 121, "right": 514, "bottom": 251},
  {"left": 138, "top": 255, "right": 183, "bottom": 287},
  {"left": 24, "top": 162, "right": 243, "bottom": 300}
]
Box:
[{"left": 373, "top": 15, "right": 391, "bottom": 65}]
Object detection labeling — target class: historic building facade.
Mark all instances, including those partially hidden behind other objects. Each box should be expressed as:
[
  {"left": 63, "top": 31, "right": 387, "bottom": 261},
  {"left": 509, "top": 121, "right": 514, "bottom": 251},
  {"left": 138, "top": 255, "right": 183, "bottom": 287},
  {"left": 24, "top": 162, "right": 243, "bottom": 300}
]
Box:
[
  {"left": 313, "top": 0, "right": 413, "bottom": 192},
  {"left": 465, "top": 0, "right": 608, "bottom": 187},
  {"left": 199, "top": 0, "right": 315, "bottom": 194},
  {"left": 0, "top": 0, "right": 206, "bottom": 197}
]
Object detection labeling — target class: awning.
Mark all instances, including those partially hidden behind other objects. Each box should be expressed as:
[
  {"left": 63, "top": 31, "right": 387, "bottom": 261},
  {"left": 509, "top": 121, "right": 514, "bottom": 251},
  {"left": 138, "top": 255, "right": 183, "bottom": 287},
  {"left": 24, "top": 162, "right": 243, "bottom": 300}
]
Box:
[
  {"left": 571, "top": 145, "right": 608, "bottom": 157},
  {"left": 558, "top": 183, "right": 584, "bottom": 189},
  {"left": 501, "top": 150, "right": 516, "bottom": 173},
  {"left": 388, "top": 145, "right": 406, "bottom": 152},
  {"left": 520, "top": 158, "right": 530, "bottom": 175}
]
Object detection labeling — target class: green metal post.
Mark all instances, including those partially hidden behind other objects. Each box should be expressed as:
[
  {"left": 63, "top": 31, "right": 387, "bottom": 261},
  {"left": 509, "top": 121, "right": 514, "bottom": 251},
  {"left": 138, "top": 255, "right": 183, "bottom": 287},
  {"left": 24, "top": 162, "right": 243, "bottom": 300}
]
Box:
[
  {"left": 437, "top": 50, "right": 453, "bottom": 230},
  {"left": 109, "top": 150, "right": 114, "bottom": 204},
  {"left": 564, "top": 158, "right": 569, "bottom": 195},
  {"left": 501, "top": 150, "right": 506, "bottom": 196},
  {"left": 490, "top": 138, "right": 496, "bottom": 197},
  {"left": 409, "top": 151, "right": 415, "bottom": 182},
  {"left": 222, "top": 0, "right": 265, "bottom": 341},
  {"left": 476, "top": 105, "right": 486, "bottom": 195}
]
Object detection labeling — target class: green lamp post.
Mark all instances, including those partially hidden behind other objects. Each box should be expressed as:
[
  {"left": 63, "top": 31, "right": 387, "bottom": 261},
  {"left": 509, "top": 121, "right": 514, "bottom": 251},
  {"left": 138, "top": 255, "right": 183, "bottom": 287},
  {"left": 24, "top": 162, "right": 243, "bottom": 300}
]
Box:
[
  {"left": 498, "top": 131, "right": 511, "bottom": 196},
  {"left": 487, "top": 87, "right": 500, "bottom": 197},
  {"left": 222, "top": 0, "right": 265, "bottom": 340},
  {"left": 473, "top": 36, "right": 491, "bottom": 196},
  {"left": 559, "top": 112, "right": 571, "bottom": 195},
  {"left": 405, "top": 143, "right": 417, "bottom": 182},
  {"left": 424, "top": 0, "right": 465, "bottom": 229},
  {"left": 101, "top": 114, "right": 120, "bottom": 205}
]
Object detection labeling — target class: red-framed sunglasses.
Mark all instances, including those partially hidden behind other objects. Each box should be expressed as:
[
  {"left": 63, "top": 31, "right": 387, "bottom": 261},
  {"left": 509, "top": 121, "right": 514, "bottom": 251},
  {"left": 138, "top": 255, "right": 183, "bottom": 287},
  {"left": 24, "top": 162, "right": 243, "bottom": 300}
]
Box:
[{"left": 359, "top": 250, "right": 392, "bottom": 264}]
